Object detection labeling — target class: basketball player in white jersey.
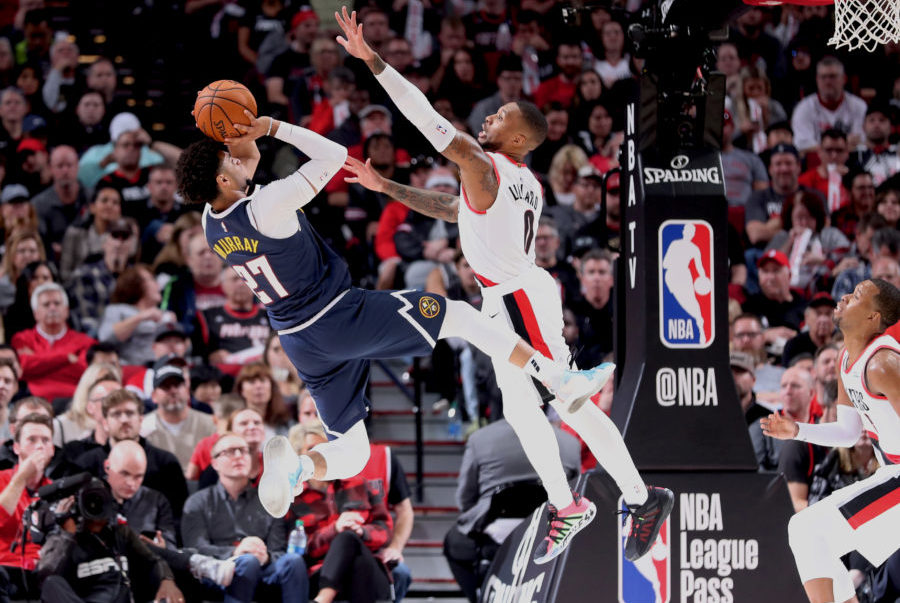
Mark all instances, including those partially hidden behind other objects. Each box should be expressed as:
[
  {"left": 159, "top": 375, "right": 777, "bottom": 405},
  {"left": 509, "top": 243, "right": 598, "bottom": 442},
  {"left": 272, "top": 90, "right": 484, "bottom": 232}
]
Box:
[
  {"left": 337, "top": 7, "right": 673, "bottom": 564},
  {"left": 763, "top": 278, "right": 900, "bottom": 603}
]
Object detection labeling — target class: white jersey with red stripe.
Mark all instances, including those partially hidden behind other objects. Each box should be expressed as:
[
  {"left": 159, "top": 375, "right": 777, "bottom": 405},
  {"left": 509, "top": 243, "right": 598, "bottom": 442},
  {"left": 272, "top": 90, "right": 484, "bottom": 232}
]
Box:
[
  {"left": 839, "top": 334, "right": 900, "bottom": 466},
  {"left": 457, "top": 152, "right": 542, "bottom": 285}
]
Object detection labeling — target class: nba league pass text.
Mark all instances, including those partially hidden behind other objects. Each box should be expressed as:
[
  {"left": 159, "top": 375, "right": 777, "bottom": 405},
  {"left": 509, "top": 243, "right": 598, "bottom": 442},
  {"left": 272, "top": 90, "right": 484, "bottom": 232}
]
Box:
[{"left": 679, "top": 493, "right": 759, "bottom": 603}]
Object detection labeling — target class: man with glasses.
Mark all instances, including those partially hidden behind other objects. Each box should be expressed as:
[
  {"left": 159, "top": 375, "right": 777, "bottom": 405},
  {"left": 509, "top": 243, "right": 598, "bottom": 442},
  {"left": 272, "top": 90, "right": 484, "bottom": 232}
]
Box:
[
  {"left": 76, "top": 389, "right": 188, "bottom": 522},
  {"left": 182, "top": 433, "right": 308, "bottom": 602},
  {"left": 731, "top": 312, "right": 785, "bottom": 401},
  {"left": 67, "top": 218, "right": 136, "bottom": 336},
  {"left": 791, "top": 56, "right": 866, "bottom": 153}
]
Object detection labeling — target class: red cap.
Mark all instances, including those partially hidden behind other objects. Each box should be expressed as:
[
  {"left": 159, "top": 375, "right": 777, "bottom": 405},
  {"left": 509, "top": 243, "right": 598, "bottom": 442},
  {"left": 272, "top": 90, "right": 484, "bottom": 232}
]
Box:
[
  {"left": 17, "top": 138, "right": 46, "bottom": 154},
  {"left": 757, "top": 249, "right": 790, "bottom": 269},
  {"left": 607, "top": 171, "right": 621, "bottom": 191},
  {"left": 291, "top": 7, "right": 318, "bottom": 29}
]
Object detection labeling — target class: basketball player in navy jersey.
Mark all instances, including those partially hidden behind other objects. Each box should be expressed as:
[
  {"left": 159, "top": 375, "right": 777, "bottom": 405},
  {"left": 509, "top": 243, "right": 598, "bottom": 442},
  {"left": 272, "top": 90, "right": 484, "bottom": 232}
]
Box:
[
  {"left": 336, "top": 6, "right": 673, "bottom": 564},
  {"left": 763, "top": 279, "right": 900, "bottom": 603},
  {"left": 174, "top": 114, "right": 614, "bottom": 526}
]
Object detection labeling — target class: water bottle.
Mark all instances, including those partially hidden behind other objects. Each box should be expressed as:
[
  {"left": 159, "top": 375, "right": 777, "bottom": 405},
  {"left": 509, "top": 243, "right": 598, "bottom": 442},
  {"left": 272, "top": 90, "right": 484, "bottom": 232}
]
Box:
[{"left": 287, "top": 520, "right": 306, "bottom": 555}]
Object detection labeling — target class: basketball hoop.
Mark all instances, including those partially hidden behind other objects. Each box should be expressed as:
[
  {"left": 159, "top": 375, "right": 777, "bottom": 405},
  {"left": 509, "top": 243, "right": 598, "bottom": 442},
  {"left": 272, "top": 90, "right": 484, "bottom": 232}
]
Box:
[{"left": 743, "top": 0, "right": 900, "bottom": 52}]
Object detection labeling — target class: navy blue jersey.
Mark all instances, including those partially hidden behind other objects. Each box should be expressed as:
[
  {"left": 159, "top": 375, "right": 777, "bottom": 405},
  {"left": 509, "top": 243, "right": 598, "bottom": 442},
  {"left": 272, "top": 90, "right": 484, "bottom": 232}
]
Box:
[{"left": 204, "top": 198, "right": 351, "bottom": 331}]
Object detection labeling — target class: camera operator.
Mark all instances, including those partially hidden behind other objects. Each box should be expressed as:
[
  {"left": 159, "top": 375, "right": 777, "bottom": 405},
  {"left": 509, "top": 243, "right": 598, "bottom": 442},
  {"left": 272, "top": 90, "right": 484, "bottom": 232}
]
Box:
[
  {"left": 35, "top": 475, "right": 184, "bottom": 603},
  {"left": 106, "top": 440, "right": 235, "bottom": 596},
  {"left": 0, "top": 413, "right": 53, "bottom": 601}
]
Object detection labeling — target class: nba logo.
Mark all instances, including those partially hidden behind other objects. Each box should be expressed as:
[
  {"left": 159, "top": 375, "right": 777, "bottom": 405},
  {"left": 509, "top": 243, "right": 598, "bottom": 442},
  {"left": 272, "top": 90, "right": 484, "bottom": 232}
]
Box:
[
  {"left": 618, "top": 497, "right": 670, "bottom": 603},
  {"left": 658, "top": 219, "right": 714, "bottom": 348}
]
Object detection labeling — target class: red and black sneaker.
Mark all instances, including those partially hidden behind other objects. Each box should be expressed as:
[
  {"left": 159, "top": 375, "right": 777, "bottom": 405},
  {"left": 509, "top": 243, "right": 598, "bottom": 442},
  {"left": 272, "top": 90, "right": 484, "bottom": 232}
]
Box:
[
  {"left": 532, "top": 491, "right": 597, "bottom": 565},
  {"left": 623, "top": 486, "right": 674, "bottom": 561}
]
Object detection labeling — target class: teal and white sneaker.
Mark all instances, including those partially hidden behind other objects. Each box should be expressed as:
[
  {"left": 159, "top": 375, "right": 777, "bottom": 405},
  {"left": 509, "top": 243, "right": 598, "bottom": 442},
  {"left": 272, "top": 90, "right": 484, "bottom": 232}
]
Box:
[
  {"left": 258, "top": 436, "right": 305, "bottom": 518},
  {"left": 555, "top": 362, "right": 615, "bottom": 413}
]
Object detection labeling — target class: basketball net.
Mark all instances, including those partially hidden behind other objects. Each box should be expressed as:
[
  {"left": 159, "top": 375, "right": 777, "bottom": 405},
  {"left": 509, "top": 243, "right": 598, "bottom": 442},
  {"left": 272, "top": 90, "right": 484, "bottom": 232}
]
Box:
[
  {"left": 744, "top": 0, "right": 900, "bottom": 52},
  {"left": 830, "top": 0, "right": 900, "bottom": 51}
]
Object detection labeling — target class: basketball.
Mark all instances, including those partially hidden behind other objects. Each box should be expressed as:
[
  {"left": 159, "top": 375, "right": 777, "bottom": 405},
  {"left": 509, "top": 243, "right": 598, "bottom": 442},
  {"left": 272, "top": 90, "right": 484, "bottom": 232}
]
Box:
[
  {"left": 193, "top": 80, "right": 258, "bottom": 142},
  {"left": 693, "top": 276, "right": 711, "bottom": 295}
]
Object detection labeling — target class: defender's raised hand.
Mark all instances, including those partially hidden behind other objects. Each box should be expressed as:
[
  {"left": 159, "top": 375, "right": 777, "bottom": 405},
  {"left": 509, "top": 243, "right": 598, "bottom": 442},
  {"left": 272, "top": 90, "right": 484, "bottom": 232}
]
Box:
[
  {"left": 343, "top": 156, "right": 386, "bottom": 193},
  {"left": 335, "top": 6, "right": 376, "bottom": 62}
]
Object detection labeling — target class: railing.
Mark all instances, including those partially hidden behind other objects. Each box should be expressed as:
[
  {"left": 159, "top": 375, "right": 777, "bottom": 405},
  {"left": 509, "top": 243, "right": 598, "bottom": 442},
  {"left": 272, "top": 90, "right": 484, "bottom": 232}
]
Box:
[{"left": 373, "top": 358, "right": 425, "bottom": 502}]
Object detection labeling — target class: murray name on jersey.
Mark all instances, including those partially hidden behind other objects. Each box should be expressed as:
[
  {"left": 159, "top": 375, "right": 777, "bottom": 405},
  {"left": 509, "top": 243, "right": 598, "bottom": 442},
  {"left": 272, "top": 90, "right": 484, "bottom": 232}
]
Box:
[{"left": 211, "top": 235, "right": 260, "bottom": 260}]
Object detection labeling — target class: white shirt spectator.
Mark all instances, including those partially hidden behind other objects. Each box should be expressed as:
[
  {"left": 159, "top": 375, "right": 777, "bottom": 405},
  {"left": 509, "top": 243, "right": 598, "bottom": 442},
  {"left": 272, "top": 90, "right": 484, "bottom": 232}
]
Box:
[{"left": 791, "top": 92, "right": 866, "bottom": 152}]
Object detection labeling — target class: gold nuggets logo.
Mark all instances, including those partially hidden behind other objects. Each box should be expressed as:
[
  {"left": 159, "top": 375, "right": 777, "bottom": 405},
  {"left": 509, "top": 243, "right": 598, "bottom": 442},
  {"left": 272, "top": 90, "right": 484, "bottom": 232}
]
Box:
[{"left": 419, "top": 296, "right": 440, "bottom": 319}]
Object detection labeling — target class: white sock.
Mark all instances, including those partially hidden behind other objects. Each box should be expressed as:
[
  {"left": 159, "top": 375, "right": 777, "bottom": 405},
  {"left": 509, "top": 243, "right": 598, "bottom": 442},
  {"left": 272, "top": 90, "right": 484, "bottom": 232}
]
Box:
[
  {"left": 298, "top": 454, "right": 315, "bottom": 481},
  {"left": 550, "top": 398, "right": 648, "bottom": 506},
  {"left": 523, "top": 352, "right": 565, "bottom": 392}
]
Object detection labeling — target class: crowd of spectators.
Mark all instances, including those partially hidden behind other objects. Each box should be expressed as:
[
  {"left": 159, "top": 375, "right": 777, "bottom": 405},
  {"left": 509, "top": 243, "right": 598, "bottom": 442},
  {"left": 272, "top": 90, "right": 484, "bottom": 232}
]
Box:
[{"left": 0, "top": 0, "right": 899, "bottom": 600}]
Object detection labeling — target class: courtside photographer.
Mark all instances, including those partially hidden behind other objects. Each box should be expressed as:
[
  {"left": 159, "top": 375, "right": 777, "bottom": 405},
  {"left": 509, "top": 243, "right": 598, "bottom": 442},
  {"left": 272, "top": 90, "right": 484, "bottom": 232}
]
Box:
[{"left": 33, "top": 469, "right": 183, "bottom": 603}]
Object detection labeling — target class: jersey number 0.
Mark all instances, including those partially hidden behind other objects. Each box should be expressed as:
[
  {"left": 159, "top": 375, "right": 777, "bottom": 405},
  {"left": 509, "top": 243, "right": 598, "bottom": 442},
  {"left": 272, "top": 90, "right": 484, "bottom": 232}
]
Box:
[{"left": 232, "top": 256, "right": 289, "bottom": 305}]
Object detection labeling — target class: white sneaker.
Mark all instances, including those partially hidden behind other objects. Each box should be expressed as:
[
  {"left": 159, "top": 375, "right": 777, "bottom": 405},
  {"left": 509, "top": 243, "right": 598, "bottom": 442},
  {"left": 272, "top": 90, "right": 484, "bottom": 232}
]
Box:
[
  {"left": 258, "top": 436, "right": 302, "bottom": 518},
  {"left": 555, "top": 362, "right": 615, "bottom": 413},
  {"left": 190, "top": 554, "right": 235, "bottom": 587}
]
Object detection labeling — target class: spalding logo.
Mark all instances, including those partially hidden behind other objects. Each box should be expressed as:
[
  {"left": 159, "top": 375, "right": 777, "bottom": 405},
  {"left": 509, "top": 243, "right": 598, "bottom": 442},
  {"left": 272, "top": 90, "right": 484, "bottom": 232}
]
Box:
[
  {"left": 214, "top": 119, "right": 227, "bottom": 139},
  {"left": 670, "top": 155, "right": 689, "bottom": 169}
]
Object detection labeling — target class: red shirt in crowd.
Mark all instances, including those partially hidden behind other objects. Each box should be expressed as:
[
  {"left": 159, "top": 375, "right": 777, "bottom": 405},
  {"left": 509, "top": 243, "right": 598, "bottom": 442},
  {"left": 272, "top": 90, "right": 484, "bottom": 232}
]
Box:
[
  {"left": 374, "top": 202, "right": 409, "bottom": 261},
  {"left": 798, "top": 168, "right": 849, "bottom": 212},
  {"left": 0, "top": 468, "right": 52, "bottom": 570},
  {"left": 289, "top": 474, "right": 392, "bottom": 574},
  {"left": 11, "top": 328, "right": 96, "bottom": 400},
  {"left": 533, "top": 76, "right": 576, "bottom": 110}
]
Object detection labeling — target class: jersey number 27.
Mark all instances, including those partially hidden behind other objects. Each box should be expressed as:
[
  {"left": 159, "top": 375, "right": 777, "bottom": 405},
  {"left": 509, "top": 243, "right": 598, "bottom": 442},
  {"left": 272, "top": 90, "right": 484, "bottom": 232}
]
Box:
[{"left": 233, "top": 256, "right": 289, "bottom": 305}]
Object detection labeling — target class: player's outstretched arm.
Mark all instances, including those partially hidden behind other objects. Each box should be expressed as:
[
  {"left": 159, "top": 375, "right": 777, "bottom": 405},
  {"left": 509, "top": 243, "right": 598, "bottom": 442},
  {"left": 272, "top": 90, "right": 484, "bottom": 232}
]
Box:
[
  {"left": 335, "top": 7, "right": 497, "bottom": 211},
  {"left": 343, "top": 156, "right": 459, "bottom": 223},
  {"left": 762, "top": 375, "right": 863, "bottom": 446},
  {"left": 229, "top": 113, "right": 348, "bottom": 238}
]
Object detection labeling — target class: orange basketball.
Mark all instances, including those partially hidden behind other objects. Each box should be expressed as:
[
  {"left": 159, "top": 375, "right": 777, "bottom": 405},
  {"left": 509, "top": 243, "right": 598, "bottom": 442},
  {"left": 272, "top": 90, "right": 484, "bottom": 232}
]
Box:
[{"left": 193, "top": 80, "right": 258, "bottom": 142}]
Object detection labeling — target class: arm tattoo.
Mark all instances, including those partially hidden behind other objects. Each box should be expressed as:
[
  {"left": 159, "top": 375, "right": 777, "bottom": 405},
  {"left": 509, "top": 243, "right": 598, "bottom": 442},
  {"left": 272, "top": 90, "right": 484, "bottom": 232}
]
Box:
[
  {"left": 366, "top": 54, "right": 387, "bottom": 75},
  {"left": 383, "top": 180, "right": 459, "bottom": 223}
]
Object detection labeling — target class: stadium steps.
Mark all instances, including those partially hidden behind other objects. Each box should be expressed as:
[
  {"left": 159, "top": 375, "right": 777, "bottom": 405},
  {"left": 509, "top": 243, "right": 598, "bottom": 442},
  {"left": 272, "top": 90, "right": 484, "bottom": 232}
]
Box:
[{"left": 368, "top": 361, "right": 466, "bottom": 600}]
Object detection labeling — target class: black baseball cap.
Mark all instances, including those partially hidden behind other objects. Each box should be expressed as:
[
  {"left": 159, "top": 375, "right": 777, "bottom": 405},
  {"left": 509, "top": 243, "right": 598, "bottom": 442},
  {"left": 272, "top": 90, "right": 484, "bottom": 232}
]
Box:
[
  {"left": 153, "top": 323, "right": 186, "bottom": 343},
  {"left": 770, "top": 143, "right": 799, "bottom": 159}
]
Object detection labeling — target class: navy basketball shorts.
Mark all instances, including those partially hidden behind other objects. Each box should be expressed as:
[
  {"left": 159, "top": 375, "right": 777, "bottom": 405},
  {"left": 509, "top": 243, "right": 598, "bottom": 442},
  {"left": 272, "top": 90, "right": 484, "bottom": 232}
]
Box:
[{"left": 277, "top": 288, "right": 447, "bottom": 438}]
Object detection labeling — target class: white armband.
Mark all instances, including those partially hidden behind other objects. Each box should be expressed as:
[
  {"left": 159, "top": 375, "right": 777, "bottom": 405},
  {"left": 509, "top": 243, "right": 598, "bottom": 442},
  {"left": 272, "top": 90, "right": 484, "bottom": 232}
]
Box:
[
  {"left": 794, "top": 405, "right": 863, "bottom": 447},
  {"left": 375, "top": 65, "right": 457, "bottom": 152}
]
